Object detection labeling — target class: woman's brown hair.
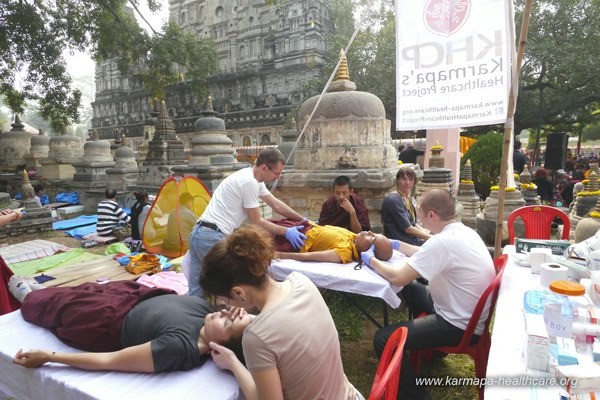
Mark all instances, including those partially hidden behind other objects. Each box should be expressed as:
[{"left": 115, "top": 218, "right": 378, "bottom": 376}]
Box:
[{"left": 200, "top": 224, "right": 274, "bottom": 297}]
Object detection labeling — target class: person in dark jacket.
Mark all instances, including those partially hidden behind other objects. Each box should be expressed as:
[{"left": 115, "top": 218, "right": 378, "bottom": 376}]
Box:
[
  {"left": 318, "top": 175, "right": 370, "bottom": 233},
  {"left": 532, "top": 167, "right": 554, "bottom": 203}
]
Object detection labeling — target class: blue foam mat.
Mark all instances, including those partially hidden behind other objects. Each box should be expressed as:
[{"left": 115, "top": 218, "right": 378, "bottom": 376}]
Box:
[
  {"left": 52, "top": 215, "right": 98, "bottom": 230},
  {"left": 65, "top": 224, "right": 97, "bottom": 239}
]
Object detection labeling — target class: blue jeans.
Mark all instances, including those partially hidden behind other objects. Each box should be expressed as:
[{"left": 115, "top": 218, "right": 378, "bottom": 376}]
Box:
[
  {"left": 187, "top": 224, "right": 226, "bottom": 297},
  {"left": 373, "top": 282, "right": 471, "bottom": 400}
]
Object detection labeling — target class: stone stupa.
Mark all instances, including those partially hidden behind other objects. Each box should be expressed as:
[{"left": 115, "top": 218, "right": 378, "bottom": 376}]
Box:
[
  {"left": 477, "top": 176, "right": 526, "bottom": 245},
  {"left": 136, "top": 100, "right": 186, "bottom": 191},
  {"left": 0, "top": 115, "right": 34, "bottom": 172},
  {"left": 456, "top": 159, "right": 480, "bottom": 229},
  {"left": 519, "top": 165, "right": 539, "bottom": 205},
  {"left": 574, "top": 191, "right": 600, "bottom": 243},
  {"left": 106, "top": 135, "right": 139, "bottom": 192},
  {"left": 272, "top": 49, "right": 398, "bottom": 230},
  {"left": 569, "top": 171, "right": 600, "bottom": 230},
  {"left": 24, "top": 129, "right": 50, "bottom": 170},
  {"left": 0, "top": 170, "right": 52, "bottom": 239},
  {"left": 172, "top": 96, "right": 246, "bottom": 192},
  {"left": 71, "top": 129, "right": 115, "bottom": 189},
  {"left": 416, "top": 141, "right": 454, "bottom": 198}
]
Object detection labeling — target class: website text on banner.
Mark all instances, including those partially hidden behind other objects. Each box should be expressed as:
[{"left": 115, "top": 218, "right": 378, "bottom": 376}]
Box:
[{"left": 395, "top": 0, "right": 512, "bottom": 130}]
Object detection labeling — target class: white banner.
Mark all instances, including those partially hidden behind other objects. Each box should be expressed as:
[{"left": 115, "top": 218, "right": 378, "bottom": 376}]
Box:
[{"left": 396, "top": 0, "right": 512, "bottom": 130}]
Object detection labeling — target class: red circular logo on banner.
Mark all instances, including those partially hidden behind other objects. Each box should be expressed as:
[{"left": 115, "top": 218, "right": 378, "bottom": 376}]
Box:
[{"left": 424, "top": 0, "right": 471, "bottom": 36}]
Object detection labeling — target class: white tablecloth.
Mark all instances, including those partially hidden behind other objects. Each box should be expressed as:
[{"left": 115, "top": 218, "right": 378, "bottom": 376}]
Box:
[
  {"left": 484, "top": 246, "right": 559, "bottom": 399},
  {"left": 269, "top": 250, "right": 405, "bottom": 308},
  {"left": 0, "top": 310, "right": 241, "bottom": 400}
]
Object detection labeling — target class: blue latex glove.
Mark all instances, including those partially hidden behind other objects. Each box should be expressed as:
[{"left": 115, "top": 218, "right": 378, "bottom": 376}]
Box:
[
  {"left": 285, "top": 226, "right": 307, "bottom": 250},
  {"left": 389, "top": 239, "right": 401, "bottom": 251},
  {"left": 361, "top": 244, "right": 375, "bottom": 267}
]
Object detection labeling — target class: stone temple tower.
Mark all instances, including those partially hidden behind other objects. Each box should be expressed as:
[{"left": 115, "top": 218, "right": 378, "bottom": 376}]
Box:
[{"left": 273, "top": 51, "right": 398, "bottom": 231}]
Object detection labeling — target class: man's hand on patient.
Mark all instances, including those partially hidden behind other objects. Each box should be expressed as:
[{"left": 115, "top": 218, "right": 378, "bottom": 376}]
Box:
[
  {"left": 389, "top": 239, "right": 401, "bottom": 251},
  {"left": 360, "top": 244, "right": 375, "bottom": 267},
  {"left": 284, "top": 226, "right": 307, "bottom": 249}
]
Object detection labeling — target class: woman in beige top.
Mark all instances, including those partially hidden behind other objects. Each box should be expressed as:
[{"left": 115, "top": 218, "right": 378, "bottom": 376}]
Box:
[{"left": 201, "top": 224, "right": 363, "bottom": 400}]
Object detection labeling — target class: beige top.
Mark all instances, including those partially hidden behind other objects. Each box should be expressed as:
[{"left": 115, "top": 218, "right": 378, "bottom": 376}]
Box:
[{"left": 243, "top": 272, "right": 357, "bottom": 400}]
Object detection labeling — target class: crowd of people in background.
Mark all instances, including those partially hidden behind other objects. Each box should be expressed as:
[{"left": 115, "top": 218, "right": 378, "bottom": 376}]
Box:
[{"left": 513, "top": 141, "right": 600, "bottom": 209}]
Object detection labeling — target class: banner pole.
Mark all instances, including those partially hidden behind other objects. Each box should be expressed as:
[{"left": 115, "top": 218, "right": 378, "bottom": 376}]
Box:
[{"left": 494, "top": 0, "right": 534, "bottom": 257}]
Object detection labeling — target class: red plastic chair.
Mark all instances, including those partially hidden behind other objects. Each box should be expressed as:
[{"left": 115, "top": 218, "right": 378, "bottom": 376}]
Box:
[
  {"left": 368, "top": 326, "right": 408, "bottom": 400},
  {"left": 410, "top": 254, "right": 508, "bottom": 400},
  {"left": 507, "top": 205, "right": 570, "bottom": 244}
]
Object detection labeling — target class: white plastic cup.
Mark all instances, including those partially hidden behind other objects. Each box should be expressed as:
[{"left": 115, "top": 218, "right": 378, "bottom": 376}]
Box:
[{"left": 530, "top": 248, "right": 553, "bottom": 274}]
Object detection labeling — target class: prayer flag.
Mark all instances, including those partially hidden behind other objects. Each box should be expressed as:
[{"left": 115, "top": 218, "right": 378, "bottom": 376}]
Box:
[{"left": 396, "top": 0, "right": 513, "bottom": 130}]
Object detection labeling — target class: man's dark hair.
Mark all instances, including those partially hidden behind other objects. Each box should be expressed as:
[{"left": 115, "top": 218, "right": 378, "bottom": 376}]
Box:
[
  {"left": 514, "top": 140, "right": 522, "bottom": 149},
  {"left": 33, "top": 184, "right": 45, "bottom": 195},
  {"left": 333, "top": 175, "right": 352, "bottom": 188},
  {"left": 256, "top": 148, "right": 285, "bottom": 167},
  {"left": 105, "top": 188, "right": 117, "bottom": 199}
]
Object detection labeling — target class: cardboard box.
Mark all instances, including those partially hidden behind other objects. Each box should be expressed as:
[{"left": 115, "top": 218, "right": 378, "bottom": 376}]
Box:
[
  {"left": 515, "top": 238, "right": 571, "bottom": 256},
  {"left": 524, "top": 313, "right": 549, "bottom": 372},
  {"left": 556, "top": 363, "right": 600, "bottom": 395}
]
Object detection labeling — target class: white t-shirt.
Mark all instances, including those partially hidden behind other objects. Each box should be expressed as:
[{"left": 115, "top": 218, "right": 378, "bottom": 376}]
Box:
[
  {"left": 408, "top": 222, "right": 495, "bottom": 335},
  {"left": 200, "top": 167, "right": 270, "bottom": 234}
]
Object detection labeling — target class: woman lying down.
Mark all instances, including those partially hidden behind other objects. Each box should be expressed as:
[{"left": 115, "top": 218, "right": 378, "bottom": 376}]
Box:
[{"left": 12, "top": 280, "right": 251, "bottom": 373}]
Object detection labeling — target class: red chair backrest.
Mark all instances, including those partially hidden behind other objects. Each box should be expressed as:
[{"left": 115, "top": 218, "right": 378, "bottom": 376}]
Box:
[
  {"left": 452, "top": 254, "right": 508, "bottom": 350},
  {"left": 507, "top": 205, "right": 570, "bottom": 244},
  {"left": 368, "top": 326, "right": 408, "bottom": 400}
]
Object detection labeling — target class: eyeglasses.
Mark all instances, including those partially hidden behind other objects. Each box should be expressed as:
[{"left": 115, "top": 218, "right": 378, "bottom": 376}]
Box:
[{"left": 266, "top": 164, "right": 283, "bottom": 177}]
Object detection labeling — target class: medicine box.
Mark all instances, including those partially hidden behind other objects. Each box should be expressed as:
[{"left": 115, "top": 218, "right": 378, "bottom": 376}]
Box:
[
  {"left": 556, "top": 363, "right": 600, "bottom": 395},
  {"left": 524, "top": 313, "right": 549, "bottom": 372},
  {"left": 515, "top": 238, "right": 571, "bottom": 256}
]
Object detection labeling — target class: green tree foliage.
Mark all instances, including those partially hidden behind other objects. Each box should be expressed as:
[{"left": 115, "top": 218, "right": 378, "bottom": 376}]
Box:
[
  {"left": 295, "top": 0, "right": 600, "bottom": 138},
  {"left": 581, "top": 125, "right": 600, "bottom": 141},
  {"left": 513, "top": 0, "right": 600, "bottom": 135},
  {"left": 0, "top": 0, "right": 216, "bottom": 133},
  {"left": 461, "top": 132, "right": 504, "bottom": 199},
  {"left": 291, "top": 0, "right": 397, "bottom": 127}
]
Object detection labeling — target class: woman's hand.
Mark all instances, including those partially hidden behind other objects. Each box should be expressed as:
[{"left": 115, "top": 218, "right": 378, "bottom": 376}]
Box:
[
  {"left": 219, "top": 306, "right": 247, "bottom": 320},
  {"left": 13, "top": 348, "right": 51, "bottom": 368},
  {"left": 209, "top": 342, "right": 239, "bottom": 372}
]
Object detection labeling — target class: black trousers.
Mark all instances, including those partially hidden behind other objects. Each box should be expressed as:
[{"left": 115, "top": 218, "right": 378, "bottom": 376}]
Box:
[{"left": 373, "top": 281, "right": 472, "bottom": 400}]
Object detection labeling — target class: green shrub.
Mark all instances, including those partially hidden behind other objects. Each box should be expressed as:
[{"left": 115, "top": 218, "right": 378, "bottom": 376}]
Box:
[{"left": 462, "top": 131, "right": 503, "bottom": 199}]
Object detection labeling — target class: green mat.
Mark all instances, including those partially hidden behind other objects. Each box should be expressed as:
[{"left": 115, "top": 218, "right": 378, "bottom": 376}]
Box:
[{"left": 9, "top": 248, "right": 102, "bottom": 276}]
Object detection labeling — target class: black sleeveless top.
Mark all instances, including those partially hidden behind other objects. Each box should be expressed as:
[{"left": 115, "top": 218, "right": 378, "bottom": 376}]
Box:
[{"left": 130, "top": 201, "right": 148, "bottom": 240}]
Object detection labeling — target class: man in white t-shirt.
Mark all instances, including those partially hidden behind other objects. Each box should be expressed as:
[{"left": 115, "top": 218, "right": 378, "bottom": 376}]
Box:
[
  {"left": 361, "top": 189, "right": 495, "bottom": 400},
  {"left": 187, "top": 148, "right": 307, "bottom": 297}
]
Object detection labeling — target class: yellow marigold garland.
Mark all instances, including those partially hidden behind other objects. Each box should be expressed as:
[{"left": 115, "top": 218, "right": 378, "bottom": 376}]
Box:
[
  {"left": 589, "top": 211, "right": 600, "bottom": 218},
  {"left": 520, "top": 183, "right": 537, "bottom": 190},
  {"left": 490, "top": 186, "right": 516, "bottom": 192},
  {"left": 577, "top": 190, "right": 600, "bottom": 197},
  {"left": 460, "top": 179, "right": 474, "bottom": 184}
]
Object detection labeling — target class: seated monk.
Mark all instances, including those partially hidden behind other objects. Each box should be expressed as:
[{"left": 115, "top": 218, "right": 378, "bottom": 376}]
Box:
[{"left": 271, "top": 219, "right": 393, "bottom": 264}]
